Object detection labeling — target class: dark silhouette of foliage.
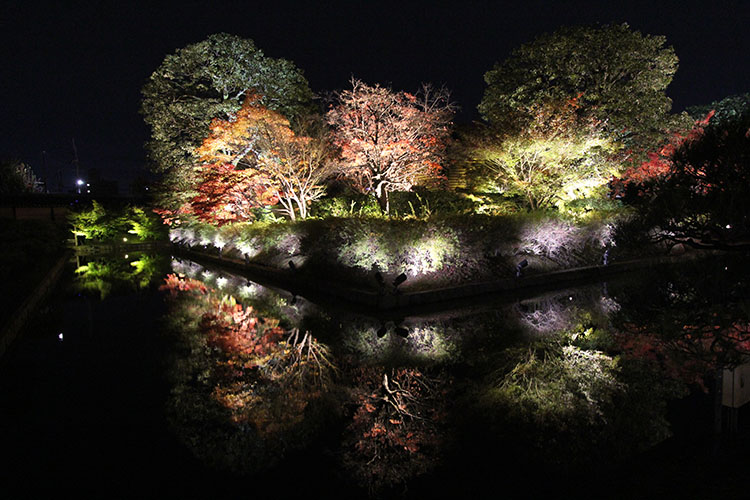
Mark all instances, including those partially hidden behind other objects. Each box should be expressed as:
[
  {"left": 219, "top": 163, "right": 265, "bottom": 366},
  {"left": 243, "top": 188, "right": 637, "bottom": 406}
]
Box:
[{"left": 626, "top": 110, "right": 750, "bottom": 249}]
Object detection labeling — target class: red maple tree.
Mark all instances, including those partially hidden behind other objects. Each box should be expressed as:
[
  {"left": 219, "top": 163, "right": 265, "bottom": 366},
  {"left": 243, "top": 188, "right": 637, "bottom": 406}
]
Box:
[
  {"left": 189, "top": 94, "right": 334, "bottom": 223},
  {"left": 327, "top": 79, "right": 455, "bottom": 214},
  {"left": 612, "top": 110, "right": 715, "bottom": 199}
]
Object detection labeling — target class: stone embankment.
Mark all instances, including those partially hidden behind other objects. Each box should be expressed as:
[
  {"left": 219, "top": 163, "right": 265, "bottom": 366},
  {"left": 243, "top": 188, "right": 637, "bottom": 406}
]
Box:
[{"left": 174, "top": 245, "right": 705, "bottom": 312}]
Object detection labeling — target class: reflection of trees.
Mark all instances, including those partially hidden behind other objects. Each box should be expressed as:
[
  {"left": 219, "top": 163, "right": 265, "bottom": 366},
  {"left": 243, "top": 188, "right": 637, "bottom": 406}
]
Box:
[
  {"left": 156, "top": 263, "right": 719, "bottom": 490},
  {"left": 161, "top": 275, "right": 337, "bottom": 473},
  {"left": 342, "top": 367, "right": 449, "bottom": 494},
  {"left": 74, "top": 254, "right": 168, "bottom": 298},
  {"left": 170, "top": 257, "right": 305, "bottom": 323},
  {"left": 611, "top": 259, "right": 750, "bottom": 387},
  {"left": 473, "top": 335, "right": 682, "bottom": 471},
  {"left": 342, "top": 319, "right": 460, "bottom": 365},
  {"left": 512, "top": 286, "right": 616, "bottom": 337}
]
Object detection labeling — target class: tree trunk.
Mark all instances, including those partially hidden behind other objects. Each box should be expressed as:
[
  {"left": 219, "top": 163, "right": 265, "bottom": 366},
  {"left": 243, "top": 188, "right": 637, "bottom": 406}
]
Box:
[
  {"left": 295, "top": 196, "right": 307, "bottom": 219},
  {"left": 375, "top": 182, "right": 390, "bottom": 214}
]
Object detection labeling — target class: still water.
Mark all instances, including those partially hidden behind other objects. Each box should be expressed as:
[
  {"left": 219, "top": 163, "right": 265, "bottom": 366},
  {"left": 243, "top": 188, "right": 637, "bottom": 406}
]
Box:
[{"left": 2, "top": 252, "right": 750, "bottom": 498}]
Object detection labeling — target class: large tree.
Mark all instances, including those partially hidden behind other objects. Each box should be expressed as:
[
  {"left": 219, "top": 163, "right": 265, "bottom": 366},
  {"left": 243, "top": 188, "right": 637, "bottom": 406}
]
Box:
[
  {"left": 327, "top": 79, "right": 455, "bottom": 214},
  {"left": 141, "top": 33, "right": 314, "bottom": 214},
  {"left": 190, "top": 95, "right": 335, "bottom": 223},
  {"left": 466, "top": 98, "right": 617, "bottom": 210},
  {"left": 478, "top": 24, "right": 687, "bottom": 155}
]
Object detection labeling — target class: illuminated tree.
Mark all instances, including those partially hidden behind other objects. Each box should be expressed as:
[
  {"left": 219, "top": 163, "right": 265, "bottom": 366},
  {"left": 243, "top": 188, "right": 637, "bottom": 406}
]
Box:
[
  {"left": 611, "top": 110, "right": 714, "bottom": 200},
  {"left": 479, "top": 23, "right": 689, "bottom": 155},
  {"left": 467, "top": 98, "right": 617, "bottom": 210},
  {"left": 327, "top": 79, "right": 455, "bottom": 214},
  {"left": 190, "top": 95, "right": 335, "bottom": 223},
  {"left": 141, "top": 33, "right": 314, "bottom": 214},
  {"left": 189, "top": 163, "right": 278, "bottom": 225}
]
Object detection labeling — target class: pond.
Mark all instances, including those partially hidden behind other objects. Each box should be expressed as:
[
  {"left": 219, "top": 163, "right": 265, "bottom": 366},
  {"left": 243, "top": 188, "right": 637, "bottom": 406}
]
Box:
[{"left": 2, "top": 250, "right": 750, "bottom": 498}]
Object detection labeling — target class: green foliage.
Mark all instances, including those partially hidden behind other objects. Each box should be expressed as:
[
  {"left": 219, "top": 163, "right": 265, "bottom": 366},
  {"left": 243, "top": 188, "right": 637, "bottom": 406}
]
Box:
[
  {"left": 686, "top": 92, "right": 750, "bottom": 126},
  {"left": 309, "top": 191, "right": 382, "bottom": 218},
  {"left": 466, "top": 123, "right": 619, "bottom": 211},
  {"left": 472, "top": 335, "right": 680, "bottom": 468},
  {"left": 74, "top": 254, "right": 168, "bottom": 299},
  {"left": 69, "top": 200, "right": 130, "bottom": 240},
  {"left": 68, "top": 201, "right": 166, "bottom": 242},
  {"left": 557, "top": 185, "right": 624, "bottom": 221},
  {"left": 485, "top": 340, "right": 624, "bottom": 429},
  {"left": 479, "top": 23, "right": 683, "bottom": 150},
  {"left": 311, "top": 188, "right": 478, "bottom": 219},
  {"left": 129, "top": 206, "right": 166, "bottom": 240},
  {"left": 140, "top": 33, "right": 314, "bottom": 212}
]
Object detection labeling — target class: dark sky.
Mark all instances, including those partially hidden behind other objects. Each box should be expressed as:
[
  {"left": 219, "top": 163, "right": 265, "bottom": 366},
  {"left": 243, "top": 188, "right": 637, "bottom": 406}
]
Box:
[{"left": 1, "top": 0, "right": 748, "bottom": 192}]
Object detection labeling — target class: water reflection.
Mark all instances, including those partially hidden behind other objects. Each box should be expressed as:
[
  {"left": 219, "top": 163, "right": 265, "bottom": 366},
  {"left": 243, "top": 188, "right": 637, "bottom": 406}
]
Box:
[
  {"left": 160, "top": 272, "right": 338, "bottom": 474},
  {"left": 78, "top": 253, "right": 750, "bottom": 495},
  {"left": 73, "top": 252, "right": 170, "bottom": 298}
]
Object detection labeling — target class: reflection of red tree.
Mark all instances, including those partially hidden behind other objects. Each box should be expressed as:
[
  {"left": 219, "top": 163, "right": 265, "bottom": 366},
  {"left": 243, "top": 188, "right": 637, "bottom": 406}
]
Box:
[
  {"left": 201, "top": 297, "right": 284, "bottom": 364},
  {"left": 161, "top": 274, "right": 335, "bottom": 435},
  {"left": 159, "top": 273, "right": 209, "bottom": 296},
  {"left": 615, "top": 320, "right": 750, "bottom": 391},
  {"left": 343, "top": 367, "right": 449, "bottom": 492}
]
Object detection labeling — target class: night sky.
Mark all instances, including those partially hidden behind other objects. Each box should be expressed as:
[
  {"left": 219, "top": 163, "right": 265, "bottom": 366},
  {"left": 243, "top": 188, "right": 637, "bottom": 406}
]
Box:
[{"left": 1, "top": 0, "right": 748, "bottom": 192}]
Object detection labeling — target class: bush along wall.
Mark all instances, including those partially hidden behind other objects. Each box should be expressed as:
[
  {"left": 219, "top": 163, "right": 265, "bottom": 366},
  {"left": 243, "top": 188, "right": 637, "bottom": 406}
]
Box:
[{"left": 168, "top": 213, "right": 621, "bottom": 293}]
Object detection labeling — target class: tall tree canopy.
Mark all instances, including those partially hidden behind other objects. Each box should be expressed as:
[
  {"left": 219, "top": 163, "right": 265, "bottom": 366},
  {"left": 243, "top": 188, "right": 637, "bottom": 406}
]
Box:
[
  {"left": 141, "top": 33, "right": 314, "bottom": 213},
  {"left": 327, "top": 79, "right": 455, "bottom": 214},
  {"left": 478, "top": 24, "right": 685, "bottom": 154}
]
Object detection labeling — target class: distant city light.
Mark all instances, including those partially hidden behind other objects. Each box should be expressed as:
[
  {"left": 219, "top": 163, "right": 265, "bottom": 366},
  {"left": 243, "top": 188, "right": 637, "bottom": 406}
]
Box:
[
  {"left": 58, "top": 333, "right": 64, "bottom": 341},
  {"left": 76, "top": 179, "right": 84, "bottom": 186}
]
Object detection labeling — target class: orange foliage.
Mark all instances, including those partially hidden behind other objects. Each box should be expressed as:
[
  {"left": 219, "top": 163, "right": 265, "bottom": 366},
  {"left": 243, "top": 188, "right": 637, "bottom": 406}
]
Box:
[{"left": 189, "top": 94, "right": 334, "bottom": 222}]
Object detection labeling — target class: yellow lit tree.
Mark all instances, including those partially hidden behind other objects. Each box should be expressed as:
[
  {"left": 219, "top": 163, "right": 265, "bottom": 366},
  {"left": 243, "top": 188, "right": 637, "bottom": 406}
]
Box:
[{"left": 467, "top": 97, "right": 618, "bottom": 210}]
